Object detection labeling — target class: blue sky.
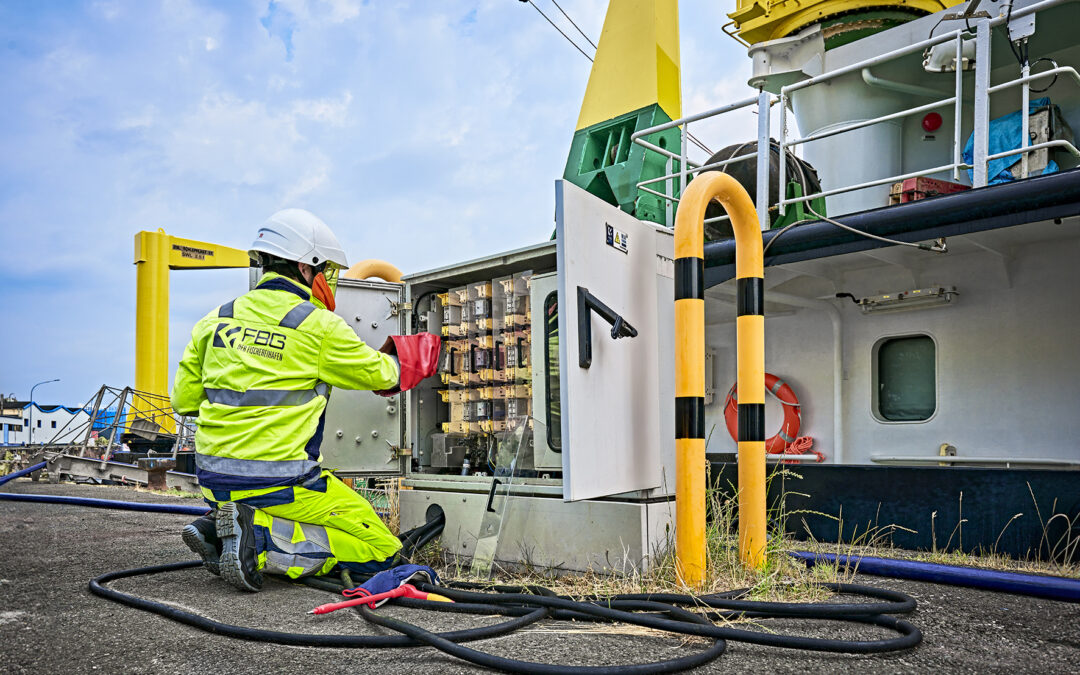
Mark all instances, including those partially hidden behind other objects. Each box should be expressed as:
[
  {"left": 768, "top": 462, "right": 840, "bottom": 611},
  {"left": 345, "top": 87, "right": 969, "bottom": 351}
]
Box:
[{"left": 0, "top": 0, "right": 757, "bottom": 405}]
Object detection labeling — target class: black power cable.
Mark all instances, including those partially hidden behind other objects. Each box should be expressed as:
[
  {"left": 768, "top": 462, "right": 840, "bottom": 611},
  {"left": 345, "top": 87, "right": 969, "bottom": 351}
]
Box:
[
  {"left": 549, "top": 0, "right": 597, "bottom": 50},
  {"left": 89, "top": 562, "right": 921, "bottom": 673}
]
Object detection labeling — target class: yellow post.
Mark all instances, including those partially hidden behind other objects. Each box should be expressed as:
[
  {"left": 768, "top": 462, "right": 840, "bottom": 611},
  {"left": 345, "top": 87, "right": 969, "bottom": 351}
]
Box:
[
  {"left": 134, "top": 230, "right": 251, "bottom": 431},
  {"left": 674, "top": 172, "right": 766, "bottom": 584}
]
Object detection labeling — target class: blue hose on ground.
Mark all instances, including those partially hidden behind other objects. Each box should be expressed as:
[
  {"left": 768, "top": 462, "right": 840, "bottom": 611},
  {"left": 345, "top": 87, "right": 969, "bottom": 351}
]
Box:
[
  {"left": 0, "top": 492, "right": 210, "bottom": 516},
  {"left": 791, "top": 551, "right": 1080, "bottom": 603},
  {"left": 0, "top": 461, "right": 47, "bottom": 487},
  {"left": 0, "top": 461, "right": 209, "bottom": 516}
]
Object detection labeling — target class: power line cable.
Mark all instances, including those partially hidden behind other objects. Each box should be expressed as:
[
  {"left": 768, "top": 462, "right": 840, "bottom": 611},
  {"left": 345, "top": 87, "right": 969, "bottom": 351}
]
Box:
[
  {"left": 549, "top": 0, "right": 597, "bottom": 50},
  {"left": 522, "top": 1, "right": 713, "bottom": 157},
  {"left": 691, "top": 138, "right": 712, "bottom": 154},
  {"left": 525, "top": 0, "right": 594, "bottom": 62}
]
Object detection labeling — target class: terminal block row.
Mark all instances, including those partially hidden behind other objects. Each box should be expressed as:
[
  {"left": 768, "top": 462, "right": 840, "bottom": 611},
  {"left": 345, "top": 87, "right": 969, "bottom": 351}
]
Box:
[{"left": 434, "top": 271, "right": 533, "bottom": 455}]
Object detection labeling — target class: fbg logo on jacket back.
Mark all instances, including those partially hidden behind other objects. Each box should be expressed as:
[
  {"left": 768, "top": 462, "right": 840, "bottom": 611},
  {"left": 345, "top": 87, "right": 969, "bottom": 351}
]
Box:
[{"left": 213, "top": 323, "right": 287, "bottom": 362}]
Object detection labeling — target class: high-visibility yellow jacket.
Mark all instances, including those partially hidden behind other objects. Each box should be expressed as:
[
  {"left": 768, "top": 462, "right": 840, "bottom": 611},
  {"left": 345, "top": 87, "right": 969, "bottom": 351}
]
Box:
[{"left": 171, "top": 272, "right": 399, "bottom": 491}]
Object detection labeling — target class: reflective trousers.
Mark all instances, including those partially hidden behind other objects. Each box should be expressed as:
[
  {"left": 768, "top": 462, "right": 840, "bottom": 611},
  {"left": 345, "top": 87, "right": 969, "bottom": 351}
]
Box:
[{"left": 203, "top": 470, "right": 401, "bottom": 579}]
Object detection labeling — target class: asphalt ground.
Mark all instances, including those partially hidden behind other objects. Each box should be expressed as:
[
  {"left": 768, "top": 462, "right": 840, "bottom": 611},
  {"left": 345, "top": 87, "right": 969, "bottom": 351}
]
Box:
[{"left": 2, "top": 480, "right": 1078, "bottom": 674}]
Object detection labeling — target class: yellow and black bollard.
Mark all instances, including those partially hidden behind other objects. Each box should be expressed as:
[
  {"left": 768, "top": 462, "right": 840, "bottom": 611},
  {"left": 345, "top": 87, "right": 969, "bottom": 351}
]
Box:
[{"left": 674, "top": 171, "right": 766, "bottom": 586}]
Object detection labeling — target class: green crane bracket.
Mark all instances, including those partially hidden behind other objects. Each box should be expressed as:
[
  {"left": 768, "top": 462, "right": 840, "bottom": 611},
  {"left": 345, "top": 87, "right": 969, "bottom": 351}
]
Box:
[{"left": 563, "top": 104, "right": 682, "bottom": 226}]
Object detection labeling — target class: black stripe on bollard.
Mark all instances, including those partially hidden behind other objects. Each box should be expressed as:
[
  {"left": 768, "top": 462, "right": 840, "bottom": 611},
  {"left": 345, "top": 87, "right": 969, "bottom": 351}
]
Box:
[
  {"left": 674, "top": 258, "right": 705, "bottom": 301},
  {"left": 736, "top": 277, "right": 764, "bottom": 317},
  {"left": 675, "top": 396, "right": 705, "bottom": 439},
  {"left": 737, "top": 403, "right": 765, "bottom": 442}
]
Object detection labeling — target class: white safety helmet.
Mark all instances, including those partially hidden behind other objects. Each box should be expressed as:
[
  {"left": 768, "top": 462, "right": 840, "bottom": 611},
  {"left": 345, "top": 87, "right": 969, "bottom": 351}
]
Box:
[{"left": 249, "top": 208, "right": 348, "bottom": 269}]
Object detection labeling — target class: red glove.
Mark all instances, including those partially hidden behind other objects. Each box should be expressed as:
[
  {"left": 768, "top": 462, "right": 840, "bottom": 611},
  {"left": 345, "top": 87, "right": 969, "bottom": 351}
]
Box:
[{"left": 374, "top": 333, "right": 441, "bottom": 396}]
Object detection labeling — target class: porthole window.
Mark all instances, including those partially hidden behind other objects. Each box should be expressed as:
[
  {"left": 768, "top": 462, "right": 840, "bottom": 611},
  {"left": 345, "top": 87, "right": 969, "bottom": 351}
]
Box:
[{"left": 874, "top": 334, "right": 936, "bottom": 422}]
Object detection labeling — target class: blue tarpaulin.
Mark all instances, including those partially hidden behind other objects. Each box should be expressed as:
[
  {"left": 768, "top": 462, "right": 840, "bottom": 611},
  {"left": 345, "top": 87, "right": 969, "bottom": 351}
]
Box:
[{"left": 963, "top": 96, "right": 1059, "bottom": 184}]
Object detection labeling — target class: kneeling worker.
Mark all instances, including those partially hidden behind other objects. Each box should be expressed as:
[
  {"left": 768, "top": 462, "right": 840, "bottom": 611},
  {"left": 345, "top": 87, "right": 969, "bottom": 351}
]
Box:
[{"left": 171, "top": 208, "right": 439, "bottom": 592}]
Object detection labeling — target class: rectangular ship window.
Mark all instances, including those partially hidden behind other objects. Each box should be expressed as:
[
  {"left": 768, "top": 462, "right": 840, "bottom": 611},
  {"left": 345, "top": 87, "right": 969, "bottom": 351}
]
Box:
[{"left": 875, "top": 334, "right": 936, "bottom": 422}]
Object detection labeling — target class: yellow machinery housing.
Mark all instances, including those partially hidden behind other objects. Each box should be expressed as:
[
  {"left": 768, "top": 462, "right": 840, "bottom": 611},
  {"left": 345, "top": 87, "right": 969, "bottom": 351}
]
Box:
[{"left": 728, "top": 0, "right": 963, "bottom": 47}]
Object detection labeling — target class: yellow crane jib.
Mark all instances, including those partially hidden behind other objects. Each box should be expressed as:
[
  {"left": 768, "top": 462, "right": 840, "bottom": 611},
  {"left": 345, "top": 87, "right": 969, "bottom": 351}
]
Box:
[
  {"left": 728, "top": 0, "right": 963, "bottom": 48},
  {"left": 674, "top": 172, "right": 766, "bottom": 586},
  {"left": 563, "top": 0, "right": 682, "bottom": 226},
  {"left": 133, "top": 229, "right": 250, "bottom": 433},
  {"left": 575, "top": 0, "right": 681, "bottom": 132}
]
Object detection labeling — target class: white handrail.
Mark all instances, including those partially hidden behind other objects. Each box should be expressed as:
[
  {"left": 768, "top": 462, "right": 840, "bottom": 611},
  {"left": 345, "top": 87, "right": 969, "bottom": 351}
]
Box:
[
  {"left": 628, "top": 95, "right": 758, "bottom": 142},
  {"left": 986, "top": 65, "right": 1080, "bottom": 93},
  {"left": 987, "top": 139, "right": 1080, "bottom": 162},
  {"left": 788, "top": 96, "right": 957, "bottom": 149},
  {"left": 638, "top": 151, "right": 759, "bottom": 190},
  {"left": 871, "top": 455, "right": 1080, "bottom": 468}
]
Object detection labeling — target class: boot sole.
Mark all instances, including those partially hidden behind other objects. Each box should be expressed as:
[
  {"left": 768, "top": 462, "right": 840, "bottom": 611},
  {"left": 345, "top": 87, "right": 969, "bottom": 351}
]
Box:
[
  {"left": 217, "top": 502, "right": 263, "bottom": 592},
  {"left": 181, "top": 523, "right": 221, "bottom": 576}
]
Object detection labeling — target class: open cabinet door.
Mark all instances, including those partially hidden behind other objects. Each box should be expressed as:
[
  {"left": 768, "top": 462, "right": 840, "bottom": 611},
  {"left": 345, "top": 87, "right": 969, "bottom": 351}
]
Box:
[
  {"left": 320, "top": 277, "right": 405, "bottom": 475},
  {"left": 556, "top": 181, "right": 674, "bottom": 501}
]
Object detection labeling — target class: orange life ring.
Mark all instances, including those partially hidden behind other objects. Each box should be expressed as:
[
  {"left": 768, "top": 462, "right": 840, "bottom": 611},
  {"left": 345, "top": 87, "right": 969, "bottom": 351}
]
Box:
[{"left": 723, "top": 373, "right": 801, "bottom": 452}]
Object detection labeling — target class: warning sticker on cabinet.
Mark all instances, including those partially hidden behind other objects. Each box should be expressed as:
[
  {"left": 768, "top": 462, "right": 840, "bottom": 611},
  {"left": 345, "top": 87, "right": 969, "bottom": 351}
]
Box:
[{"left": 605, "top": 224, "right": 628, "bottom": 254}]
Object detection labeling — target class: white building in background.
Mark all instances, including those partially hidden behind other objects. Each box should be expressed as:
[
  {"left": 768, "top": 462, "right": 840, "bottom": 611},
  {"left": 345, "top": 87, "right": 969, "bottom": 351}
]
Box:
[
  {"left": 2, "top": 404, "right": 92, "bottom": 445},
  {"left": 1, "top": 416, "right": 23, "bottom": 446}
]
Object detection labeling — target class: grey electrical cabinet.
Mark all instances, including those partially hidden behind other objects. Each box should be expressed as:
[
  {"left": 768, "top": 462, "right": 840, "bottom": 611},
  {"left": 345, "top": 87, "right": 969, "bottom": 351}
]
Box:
[{"left": 320, "top": 277, "right": 406, "bottom": 475}]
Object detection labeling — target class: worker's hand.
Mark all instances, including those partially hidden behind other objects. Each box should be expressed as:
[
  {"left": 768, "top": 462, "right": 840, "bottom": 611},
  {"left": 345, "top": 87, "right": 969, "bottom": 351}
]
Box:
[{"left": 374, "top": 333, "right": 441, "bottom": 396}]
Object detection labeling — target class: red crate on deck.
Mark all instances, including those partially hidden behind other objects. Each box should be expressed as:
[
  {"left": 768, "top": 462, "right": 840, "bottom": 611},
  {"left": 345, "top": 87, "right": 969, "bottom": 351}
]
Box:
[{"left": 897, "top": 177, "right": 969, "bottom": 203}]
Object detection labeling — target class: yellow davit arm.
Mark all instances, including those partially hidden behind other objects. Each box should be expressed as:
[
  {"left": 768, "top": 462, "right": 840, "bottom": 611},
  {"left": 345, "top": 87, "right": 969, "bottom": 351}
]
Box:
[
  {"left": 674, "top": 172, "right": 766, "bottom": 586},
  {"left": 133, "top": 230, "right": 250, "bottom": 431}
]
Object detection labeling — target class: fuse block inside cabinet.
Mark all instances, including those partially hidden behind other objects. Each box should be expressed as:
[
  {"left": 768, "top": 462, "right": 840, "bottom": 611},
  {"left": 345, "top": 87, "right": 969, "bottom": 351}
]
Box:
[{"left": 433, "top": 271, "right": 533, "bottom": 473}]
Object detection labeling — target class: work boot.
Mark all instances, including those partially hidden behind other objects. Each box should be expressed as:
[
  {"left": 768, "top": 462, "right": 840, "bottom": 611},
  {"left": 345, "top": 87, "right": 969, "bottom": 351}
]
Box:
[
  {"left": 216, "top": 502, "right": 264, "bottom": 592},
  {"left": 181, "top": 515, "right": 221, "bottom": 576}
]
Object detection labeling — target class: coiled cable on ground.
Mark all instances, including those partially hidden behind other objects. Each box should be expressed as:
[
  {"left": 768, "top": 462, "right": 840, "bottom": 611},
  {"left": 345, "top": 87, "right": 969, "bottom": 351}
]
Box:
[
  {"left": 6, "top": 463, "right": 921, "bottom": 671},
  {"left": 89, "top": 561, "right": 921, "bottom": 674}
]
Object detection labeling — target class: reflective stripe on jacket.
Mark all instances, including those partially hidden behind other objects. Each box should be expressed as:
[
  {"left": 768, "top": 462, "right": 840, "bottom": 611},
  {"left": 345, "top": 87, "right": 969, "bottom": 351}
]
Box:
[{"left": 171, "top": 272, "right": 399, "bottom": 490}]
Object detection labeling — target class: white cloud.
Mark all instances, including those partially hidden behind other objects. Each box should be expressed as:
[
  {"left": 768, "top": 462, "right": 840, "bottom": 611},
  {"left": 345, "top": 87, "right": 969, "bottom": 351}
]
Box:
[
  {"left": 117, "top": 105, "right": 157, "bottom": 129},
  {"left": 91, "top": 1, "right": 121, "bottom": 21},
  {"left": 161, "top": 92, "right": 344, "bottom": 192},
  {"left": 281, "top": 166, "right": 330, "bottom": 204},
  {"left": 292, "top": 91, "right": 353, "bottom": 126},
  {"left": 272, "top": 0, "right": 363, "bottom": 25},
  {"left": 323, "top": 0, "right": 361, "bottom": 23}
]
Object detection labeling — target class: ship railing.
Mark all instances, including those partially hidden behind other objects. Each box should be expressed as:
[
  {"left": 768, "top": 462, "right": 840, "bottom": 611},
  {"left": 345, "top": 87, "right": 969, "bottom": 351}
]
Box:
[
  {"left": 630, "top": 93, "right": 772, "bottom": 230},
  {"left": 632, "top": 0, "right": 1080, "bottom": 227}
]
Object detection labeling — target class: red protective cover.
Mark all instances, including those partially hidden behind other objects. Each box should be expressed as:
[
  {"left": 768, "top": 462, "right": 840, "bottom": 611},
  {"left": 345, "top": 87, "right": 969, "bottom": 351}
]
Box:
[{"left": 374, "top": 333, "right": 441, "bottom": 396}]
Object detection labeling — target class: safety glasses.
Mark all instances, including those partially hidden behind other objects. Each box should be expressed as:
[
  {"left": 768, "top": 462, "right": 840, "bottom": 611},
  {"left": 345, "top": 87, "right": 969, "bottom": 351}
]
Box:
[{"left": 321, "top": 263, "right": 341, "bottom": 296}]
